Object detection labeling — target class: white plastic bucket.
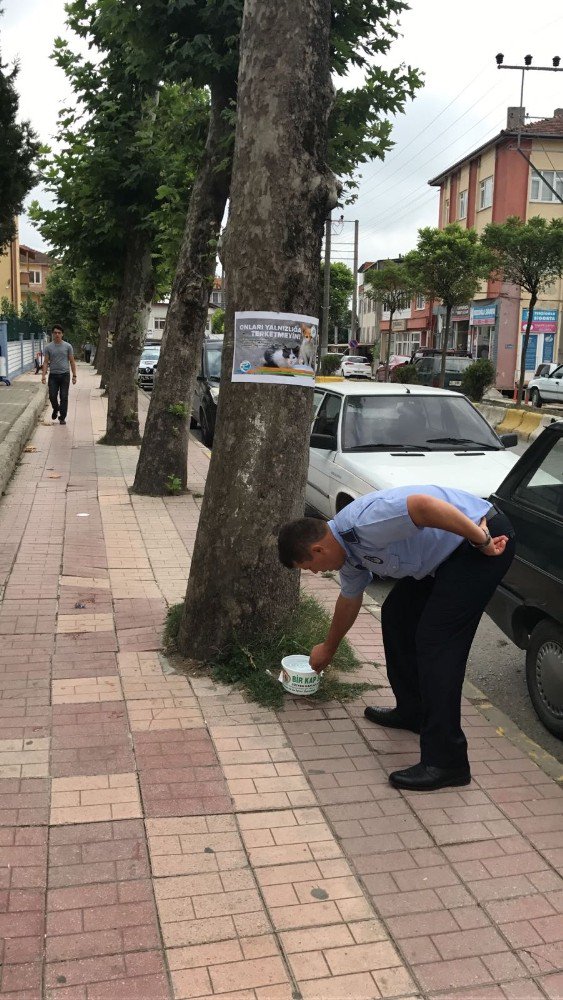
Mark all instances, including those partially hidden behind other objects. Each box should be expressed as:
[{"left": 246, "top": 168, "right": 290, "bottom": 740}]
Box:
[{"left": 279, "top": 654, "right": 320, "bottom": 696}]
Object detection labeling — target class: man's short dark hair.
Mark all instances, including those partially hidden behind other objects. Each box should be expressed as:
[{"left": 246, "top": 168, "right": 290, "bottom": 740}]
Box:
[
  {"left": 277, "top": 517, "right": 327, "bottom": 568},
  {"left": 52, "top": 325, "right": 64, "bottom": 335}
]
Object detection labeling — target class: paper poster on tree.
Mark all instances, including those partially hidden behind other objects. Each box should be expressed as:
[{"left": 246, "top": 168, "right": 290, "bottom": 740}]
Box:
[{"left": 232, "top": 311, "right": 318, "bottom": 386}]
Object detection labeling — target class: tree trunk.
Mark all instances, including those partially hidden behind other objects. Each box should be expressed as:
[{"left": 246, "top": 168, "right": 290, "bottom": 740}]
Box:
[
  {"left": 517, "top": 292, "right": 537, "bottom": 408},
  {"left": 385, "top": 307, "right": 394, "bottom": 382},
  {"left": 132, "top": 77, "right": 234, "bottom": 495},
  {"left": 177, "top": 0, "right": 337, "bottom": 660},
  {"left": 439, "top": 303, "right": 452, "bottom": 387},
  {"left": 102, "top": 233, "right": 154, "bottom": 444}
]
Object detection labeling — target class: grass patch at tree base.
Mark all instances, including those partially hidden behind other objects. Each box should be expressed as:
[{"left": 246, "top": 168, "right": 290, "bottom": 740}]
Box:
[{"left": 163, "top": 593, "right": 377, "bottom": 710}]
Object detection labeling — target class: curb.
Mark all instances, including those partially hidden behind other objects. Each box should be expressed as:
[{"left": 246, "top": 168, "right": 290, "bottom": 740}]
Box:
[
  {"left": 0, "top": 385, "right": 48, "bottom": 496},
  {"left": 477, "top": 399, "right": 562, "bottom": 442}
]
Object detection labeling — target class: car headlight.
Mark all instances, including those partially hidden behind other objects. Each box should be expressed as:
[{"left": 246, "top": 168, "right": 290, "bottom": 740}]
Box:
[{"left": 209, "top": 385, "right": 220, "bottom": 402}]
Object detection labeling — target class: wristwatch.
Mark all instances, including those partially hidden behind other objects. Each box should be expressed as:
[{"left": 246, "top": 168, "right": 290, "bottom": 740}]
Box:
[{"left": 470, "top": 528, "right": 492, "bottom": 549}]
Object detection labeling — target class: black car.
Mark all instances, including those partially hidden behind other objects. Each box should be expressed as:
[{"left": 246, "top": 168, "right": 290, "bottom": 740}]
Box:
[
  {"left": 487, "top": 419, "right": 563, "bottom": 737},
  {"left": 413, "top": 354, "right": 474, "bottom": 391},
  {"left": 191, "top": 337, "right": 223, "bottom": 446},
  {"left": 137, "top": 347, "right": 160, "bottom": 391}
]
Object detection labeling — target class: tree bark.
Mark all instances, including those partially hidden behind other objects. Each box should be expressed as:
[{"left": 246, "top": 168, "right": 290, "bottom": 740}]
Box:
[
  {"left": 384, "top": 307, "right": 394, "bottom": 382},
  {"left": 177, "top": 0, "right": 337, "bottom": 660},
  {"left": 439, "top": 303, "right": 452, "bottom": 387},
  {"left": 102, "top": 232, "right": 154, "bottom": 444},
  {"left": 132, "top": 76, "right": 234, "bottom": 495},
  {"left": 517, "top": 292, "right": 537, "bottom": 408},
  {"left": 95, "top": 313, "right": 109, "bottom": 383}
]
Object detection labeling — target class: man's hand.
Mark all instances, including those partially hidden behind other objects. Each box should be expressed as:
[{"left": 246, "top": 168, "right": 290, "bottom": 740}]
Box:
[
  {"left": 481, "top": 533, "right": 509, "bottom": 556},
  {"left": 72, "top": 376, "right": 77, "bottom": 384},
  {"left": 41, "top": 376, "right": 46, "bottom": 384},
  {"left": 309, "top": 642, "right": 335, "bottom": 673}
]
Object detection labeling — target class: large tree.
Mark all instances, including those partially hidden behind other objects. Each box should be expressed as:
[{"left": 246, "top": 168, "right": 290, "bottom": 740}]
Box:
[
  {"left": 319, "top": 261, "right": 355, "bottom": 341},
  {"left": 132, "top": 0, "right": 422, "bottom": 495},
  {"left": 405, "top": 224, "right": 492, "bottom": 387},
  {"left": 482, "top": 216, "right": 563, "bottom": 407},
  {"left": 365, "top": 261, "right": 415, "bottom": 378},
  {"left": 176, "top": 0, "right": 337, "bottom": 658},
  {"left": 0, "top": 27, "right": 39, "bottom": 252},
  {"left": 31, "top": 0, "right": 207, "bottom": 443}
]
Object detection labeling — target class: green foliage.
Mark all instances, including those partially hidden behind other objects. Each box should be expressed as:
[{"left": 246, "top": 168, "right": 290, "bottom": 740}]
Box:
[
  {"left": 211, "top": 308, "right": 225, "bottom": 336},
  {"left": 41, "top": 266, "right": 79, "bottom": 346},
  {"left": 165, "top": 592, "right": 373, "bottom": 709},
  {"left": 0, "top": 29, "right": 39, "bottom": 251},
  {"left": 364, "top": 261, "right": 415, "bottom": 314},
  {"left": 482, "top": 216, "right": 563, "bottom": 297},
  {"left": 168, "top": 403, "right": 188, "bottom": 418},
  {"left": 0, "top": 296, "right": 18, "bottom": 319},
  {"left": 460, "top": 359, "right": 495, "bottom": 402},
  {"left": 20, "top": 295, "right": 43, "bottom": 326},
  {"left": 405, "top": 225, "right": 493, "bottom": 309},
  {"left": 165, "top": 474, "right": 182, "bottom": 495},
  {"left": 393, "top": 363, "right": 419, "bottom": 383},
  {"left": 320, "top": 353, "right": 344, "bottom": 375},
  {"left": 319, "top": 261, "right": 355, "bottom": 334}
]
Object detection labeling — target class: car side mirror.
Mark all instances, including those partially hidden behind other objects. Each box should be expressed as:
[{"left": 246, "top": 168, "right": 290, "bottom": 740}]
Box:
[
  {"left": 499, "top": 433, "right": 518, "bottom": 448},
  {"left": 310, "top": 432, "right": 337, "bottom": 451}
]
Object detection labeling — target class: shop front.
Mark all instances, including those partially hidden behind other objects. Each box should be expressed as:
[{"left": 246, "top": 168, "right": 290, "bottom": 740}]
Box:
[
  {"left": 520, "top": 309, "right": 558, "bottom": 378},
  {"left": 469, "top": 302, "right": 497, "bottom": 361}
]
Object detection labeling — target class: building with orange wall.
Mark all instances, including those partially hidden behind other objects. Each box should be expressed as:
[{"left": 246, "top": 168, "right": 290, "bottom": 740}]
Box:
[{"left": 429, "top": 107, "right": 563, "bottom": 391}]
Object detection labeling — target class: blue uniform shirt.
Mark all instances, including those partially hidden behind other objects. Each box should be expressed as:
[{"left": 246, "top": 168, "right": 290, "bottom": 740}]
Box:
[{"left": 329, "top": 486, "right": 491, "bottom": 598}]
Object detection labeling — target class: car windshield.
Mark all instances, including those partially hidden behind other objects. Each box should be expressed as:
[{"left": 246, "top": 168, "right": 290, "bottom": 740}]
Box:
[
  {"left": 443, "top": 358, "right": 472, "bottom": 372},
  {"left": 341, "top": 394, "right": 502, "bottom": 452},
  {"left": 205, "top": 344, "right": 222, "bottom": 379},
  {"left": 141, "top": 351, "right": 159, "bottom": 363}
]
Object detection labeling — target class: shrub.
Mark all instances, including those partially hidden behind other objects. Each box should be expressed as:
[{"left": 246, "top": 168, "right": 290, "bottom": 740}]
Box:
[
  {"left": 319, "top": 353, "right": 343, "bottom": 375},
  {"left": 461, "top": 359, "right": 496, "bottom": 402},
  {"left": 393, "top": 363, "right": 419, "bottom": 384}
]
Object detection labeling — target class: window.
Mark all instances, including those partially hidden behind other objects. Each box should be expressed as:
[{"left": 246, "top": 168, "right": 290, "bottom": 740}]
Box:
[
  {"left": 154, "top": 318, "right": 166, "bottom": 330},
  {"left": 479, "top": 176, "right": 493, "bottom": 210},
  {"left": 514, "top": 436, "right": 563, "bottom": 519},
  {"left": 458, "top": 189, "right": 468, "bottom": 219},
  {"left": 443, "top": 198, "right": 450, "bottom": 226},
  {"left": 29, "top": 270, "right": 41, "bottom": 285},
  {"left": 530, "top": 169, "right": 563, "bottom": 203},
  {"left": 211, "top": 291, "right": 220, "bottom": 304},
  {"left": 415, "top": 293, "right": 425, "bottom": 311},
  {"left": 312, "top": 394, "right": 342, "bottom": 440}
]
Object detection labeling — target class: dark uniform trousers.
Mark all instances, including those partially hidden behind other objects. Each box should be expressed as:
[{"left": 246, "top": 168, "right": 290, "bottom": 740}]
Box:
[{"left": 381, "top": 509, "right": 515, "bottom": 770}]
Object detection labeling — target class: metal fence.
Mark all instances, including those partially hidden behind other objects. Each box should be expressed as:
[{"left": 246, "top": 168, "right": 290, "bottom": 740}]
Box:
[{"left": 0, "top": 318, "right": 46, "bottom": 380}]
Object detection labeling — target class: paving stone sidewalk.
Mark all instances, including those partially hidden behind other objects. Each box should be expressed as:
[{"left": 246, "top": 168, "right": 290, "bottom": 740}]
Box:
[{"left": 0, "top": 365, "right": 562, "bottom": 1000}]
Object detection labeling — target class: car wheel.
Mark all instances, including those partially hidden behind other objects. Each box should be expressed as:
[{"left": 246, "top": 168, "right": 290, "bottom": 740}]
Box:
[
  {"left": 200, "top": 408, "right": 214, "bottom": 447},
  {"left": 530, "top": 388, "right": 542, "bottom": 408},
  {"left": 526, "top": 620, "right": 563, "bottom": 739}
]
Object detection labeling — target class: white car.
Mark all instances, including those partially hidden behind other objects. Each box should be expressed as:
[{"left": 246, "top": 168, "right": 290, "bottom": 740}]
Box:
[
  {"left": 339, "top": 355, "right": 372, "bottom": 379},
  {"left": 307, "top": 382, "right": 520, "bottom": 516},
  {"left": 527, "top": 363, "right": 563, "bottom": 408}
]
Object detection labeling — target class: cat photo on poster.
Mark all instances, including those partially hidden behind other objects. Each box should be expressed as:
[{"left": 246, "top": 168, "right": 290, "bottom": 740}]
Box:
[{"left": 232, "top": 311, "right": 318, "bottom": 387}]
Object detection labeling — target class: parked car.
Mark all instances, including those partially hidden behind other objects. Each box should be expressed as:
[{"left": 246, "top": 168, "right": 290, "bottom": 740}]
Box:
[
  {"left": 413, "top": 354, "right": 475, "bottom": 391},
  {"left": 137, "top": 346, "right": 161, "bottom": 391},
  {"left": 191, "top": 336, "right": 223, "bottom": 446},
  {"left": 533, "top": 362, "right": 559, "bottom": 380},
  {"left": 307, "top": 382, "right": 519, "bottom": 517},
  {"left": 526, "top": 363, "right": 563, "bottom": 408},
  {"left": 340, "top": 355, "right": 372, "bottom": 379},
  {"left": 487, "top": 420, "right": 563, "bottom": 737},
  {"left": 375, "top": 355, "right": 410, "bottom": 382}
]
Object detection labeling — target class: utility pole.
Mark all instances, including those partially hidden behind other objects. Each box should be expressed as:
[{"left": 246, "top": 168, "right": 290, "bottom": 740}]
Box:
[
  {"left": 350, "top": 219, "right": 359, "bottom": 352},
  {"left": 321, "top": 213, "right": 331, "bottom": 358}
]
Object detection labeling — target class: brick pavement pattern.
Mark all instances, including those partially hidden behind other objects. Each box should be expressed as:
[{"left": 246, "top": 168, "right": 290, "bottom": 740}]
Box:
[{"left": 0, "top": 366, "right": 562, "bottom": 999}]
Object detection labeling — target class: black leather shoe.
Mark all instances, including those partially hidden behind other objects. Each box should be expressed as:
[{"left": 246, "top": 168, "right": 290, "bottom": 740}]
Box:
[
  {"left": 389, "top": 763, "right": 471, "bottom": 791},
  {"left": 52, "top": 408, "right": 58, "bottom": 420},
  {"left": 364, "top": 706, "right": 420, "bottom": 734},
  {"left": 59, "top": 418, "right": 66, "bottom": 425}
]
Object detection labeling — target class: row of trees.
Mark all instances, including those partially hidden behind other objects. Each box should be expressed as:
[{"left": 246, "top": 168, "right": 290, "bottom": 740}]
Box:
[
  {"left": 365, "top": 217, "right": 563, "bottom": 404},
  {"left": 28, "top": 0, "right": 422, "bottom": 656}
]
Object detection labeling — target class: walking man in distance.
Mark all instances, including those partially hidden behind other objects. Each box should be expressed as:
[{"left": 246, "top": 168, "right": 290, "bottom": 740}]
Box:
[{"left": 42, "top": 325, "right": 77, "bottom": 425}]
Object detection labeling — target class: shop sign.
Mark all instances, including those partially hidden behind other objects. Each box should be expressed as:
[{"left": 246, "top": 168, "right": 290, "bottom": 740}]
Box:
[
  {"left": 521, "top": 308, "right": 558, "bottom": 334},
  {"left": 470, "top": 303, "right": 496, "bottom": 326}
]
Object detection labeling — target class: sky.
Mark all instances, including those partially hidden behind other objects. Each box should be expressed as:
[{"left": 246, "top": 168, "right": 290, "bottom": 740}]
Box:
[{"left": 3, "top": 0, "right": 563, "bottom": 270}]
